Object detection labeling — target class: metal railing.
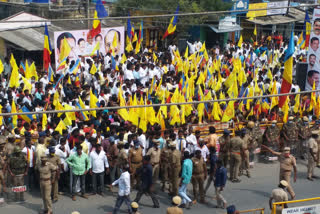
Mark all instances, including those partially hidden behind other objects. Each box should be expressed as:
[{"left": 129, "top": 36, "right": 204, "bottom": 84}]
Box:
[{"left": 272, "top": 197, "right": 320, "bottom": 214}]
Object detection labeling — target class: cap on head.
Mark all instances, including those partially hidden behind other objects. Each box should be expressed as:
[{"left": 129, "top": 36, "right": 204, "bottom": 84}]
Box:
[
  {"left": 247, "top": 121, "right": 254, "bottom": 128},
  {"left": 303, "top": 116, "right": 309, "bottom": 122},
  {"left": 117, "top": 141, "right": 124, "bottom": 146},
  {"left": 288, "top": 116, "right": 294, "bottom": 121},
  {"left": 40, "top": 155, "right": 48, "bottom": 161},
  {"left": 49, "top": 146, "right": 55, "bottom": 153},
  {"left": 223, "top": 129, "right": 231, "bottom": 135},
  {"left": 172, "top": 196, "right": 181, "bottom": 205},
  {"left": 227, "top": 205, "right": 236, "bottom": 214},
  {"left": 312, "top": 130, "right": 319, "bottom": 135},
  {"left": 170, "top": 141, "right": 176, "bottom": 148},
  {"left": 71, "top": 212, "right": 80, "bottom": 214},
  {"left": 280, "top": 180, "right": 288, "bottom": 187},
  {"left": 272, "top": 120, "right": 277, "bottom": 124},
  {"left": 283, "top": 147, "right": 290, "bottom": 153},
  {"left": 131, "top": 202, "right": 139, "bottom": 209},
  {"left": 109, "top": 136, "right": 115, "bottom": 143}
]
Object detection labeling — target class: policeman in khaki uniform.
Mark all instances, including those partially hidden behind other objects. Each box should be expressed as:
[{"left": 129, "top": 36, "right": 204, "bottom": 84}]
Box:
[
  {"left": 262, "top": 146, "right": 297, "bottom": 200},
  {"left": 191, "top": 150, "right": 207, "bottom": 204},
  {"left": 129, "top": 141, "right": 143, "bottom": 187},
  {"left": 166, "top": 196, "right": 183, "bottom": 214},
  {"left": 131, "top": 201, "right": 141, "bottom": 214},
  {"left": 307, "top": 130, "right": 318, "bottom": 181},
  {"left": 146, "top": 140, "right": 161, "bottom": 183},
  {"left": 240, "top": 129, "right": 251, "bottom": 178},
  {"left": 282, "top": 116, "right": 299, "bottom": 156},
  {"left": 298, "top": 116, "right": 312, "bottom": 159},
  {"left": 218, "top": 129, "right": 231, "bottom": 168},
  {"left": 269, "top": 180, "right": 289, "bottom": 214},
  {"left": 7, "top": 146, "right": 28, "bottom": 202},
  {"left": 160, "top": 140, "right": 171, "bottom": 192},
  {"left": 117, "top": 141, "right": 128, "bottom": 170},
  {"left": 168, "top": 141, "right": 181, "bottom": 196},
  {"left": 47, "top": 147, "right": 61, "bottom": 203},
  {"left": 39, "top": 155, "right": 58, "bottom": 214},
  {"left": 229, "top": 130, "right": 244, "bottom": 183}
]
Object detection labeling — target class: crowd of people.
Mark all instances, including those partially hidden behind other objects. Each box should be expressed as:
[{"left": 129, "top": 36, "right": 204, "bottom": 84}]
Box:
[{"left": 0, "top": 32, "right": 319, "bottom": 214}]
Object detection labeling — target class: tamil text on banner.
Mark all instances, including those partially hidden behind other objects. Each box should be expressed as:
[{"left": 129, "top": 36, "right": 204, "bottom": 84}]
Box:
[{"left": 282, "top": 204, "right": 320, "bottom": 214}]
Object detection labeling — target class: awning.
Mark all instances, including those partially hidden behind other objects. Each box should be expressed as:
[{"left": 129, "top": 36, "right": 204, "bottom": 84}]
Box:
[
  {"left": 208, "top": 25, "right": 242, "bottom": 33},
  {"left": 246, "top": 8, "right": 306, "bottom": 26}
]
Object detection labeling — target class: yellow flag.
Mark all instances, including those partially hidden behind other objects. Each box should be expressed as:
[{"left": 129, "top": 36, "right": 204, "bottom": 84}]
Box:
[
  {"left": 308, "top": 81, "right": 316, "bottom": 111},
  {"left": 29, "top": 62, "right": 38, "bottom": 81},
  {"left": 128, "top": 94, "right": 139, "bottom": 126},
  {"left": 55, "top": 120, "right": 67, "bottom": 135},
  {"left": 237, "top": 35, "right": 243, "bottom": 48},
  {"left": 64, "top": 104, "right": 76, "bottom": 121},
  {"left": 11, "top": 100, "right": 17, "bottom": 127},
  {"left": 253, "top": 25, "right": 257, "bottom": 36},
  {"left": 90, "top": 90, "right": 99, "bottom": 117},
  {"left": 169, "top": 105, "right": 180, "bottom": 125},
  {"left": 53, "top": 90, "right": 60, "bottom": 107},
  {"left": 117, "top": 88, "right": 129, "bottom": 121},
  {"left": 293, "top": 92, "right": 300, "bottom": 113},
  {"left": 120, "top": 54, "right": 127, "bottom": 64},
  {"left": 282, "top": 97, "right": 290, "bottom": 123},
  {"left": 246, "top": 107, "right": 253, "bottom": 120},
  {"left": 184, "top": 46, "right": 188, "bottom": 59},
  {"left": 0, "top": 59, "right": 3, "bottom": 74},
  {"left": 221, "top": 101, "right": 235, "bottom": 122},
  {"left": 112, "top": 32, "right": 118, "bottom": 50},
  {"left": 0, "top": 105, "right": 3, "bottom": 126},
  {"left": 42, "top": 113, "right": 47, "bottom": 130},
  {"left": 213, "top": 95, "right": 221, "bottom": 121},
  {"left": 90, "top": 63, "right": 97, "bottom": 75},
  {"left": 22, "top": 76, "right": 32, "bottom": 91},
  {"left": 139, "top": 98, "right": 147, "bottom": 132},
  {"left": 126, "top": 41, "right": 133, "bottom": 52},
  {"left": 153, "top": 52, "right": 158, "bottom": 62},
  {"left": 78, "top": 96, "right": 89, "bottom": 118},
  {"left": 59, "top": 37, "right": 71, "bottom": 61},
  {"left": 90, "top": 41, "right": 100, "bottom": 56},
  {"left": 55, "top": 101, "right": 64, "bottom": 117},
  {"left": 9, "top": 62, "right": 19, "bottom": 88}
]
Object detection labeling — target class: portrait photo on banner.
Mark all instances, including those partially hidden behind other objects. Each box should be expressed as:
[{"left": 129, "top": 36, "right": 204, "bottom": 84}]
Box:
[{"left": 53, "top": 26, "right": 125, "bottom": 69}]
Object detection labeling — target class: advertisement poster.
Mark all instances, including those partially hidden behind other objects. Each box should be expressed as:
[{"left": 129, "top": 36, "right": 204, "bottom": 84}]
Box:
[
  {"left": 306, "top": 8, "right": 320, "bottom": 91},
  {"left": 53, "top": 26, "right": 125, "bottom": 69}
]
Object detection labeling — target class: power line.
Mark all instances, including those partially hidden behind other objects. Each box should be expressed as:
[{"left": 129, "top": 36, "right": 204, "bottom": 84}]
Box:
[
  {"left": 0, "top": 89, "right": 316, "bottom": 117},
  {"left": 0, "top": 4, "right": 318, "bottom": 23}
]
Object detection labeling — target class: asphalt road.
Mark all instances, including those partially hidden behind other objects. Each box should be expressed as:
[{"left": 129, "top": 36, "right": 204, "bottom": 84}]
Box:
[{"left": 1, "top": 159, "right": 320, "bottom": 214}]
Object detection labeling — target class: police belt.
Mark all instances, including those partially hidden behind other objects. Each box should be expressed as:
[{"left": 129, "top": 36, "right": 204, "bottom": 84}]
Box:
[
  {"left": 131, "top": 161, "right": 141, "bottom": 164},
  {"left": 152, "top": 162, "right": 159, "bottom": 166},
  {"left": 232, "top": 152, "right": 241, "bottom": 155},
  {"left": 40, "top": 178, "right": 51, "bottom": 182}
]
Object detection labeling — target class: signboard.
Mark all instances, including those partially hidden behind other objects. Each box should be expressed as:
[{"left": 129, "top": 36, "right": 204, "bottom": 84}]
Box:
[
  {"left": 267, "top": 1, "right": 288, "bottom": 16},
  {"left": 246, "top": 3, "right": 268, "bottom": 18},
  {"left": 219, "top": 16, "right": 237, "bottom": 30},
  {"left": 306, "top": 8, "right": 320, "bottom": 91},
  {"left": 12, "top": 185, "right": 27, "bottom": 193},
  {"left": 231, "top": 0, "right": 249, "bottom": 15},
  {"left": 282, "top": 204, "right": 320, "bottom": 214},
  {"left": 53, "top": 26, "right": 125, "bottom": 69}
]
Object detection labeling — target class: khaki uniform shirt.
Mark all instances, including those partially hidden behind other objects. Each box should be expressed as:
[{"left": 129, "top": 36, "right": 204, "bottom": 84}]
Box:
[
  {"left": 169, "top": 150, "right": 181, "bottom": 168},
  {"left": 117, "top": 148, "right": 128, "bottom": 167},
  {"left": 160, "top": 147, "right": 171, "bottom": 163},
  {"left": 218, "top": 136, "right": 230, "bottom": 153},
  {"left": 192, "top": 157, "right": 205, "bottom": 175},
  {"left": 166, "top": 206, "right": 183, "bottom": 214},
  {"left": 146, "top": 147, "right": 161, "bottom": 164},
  {"left": 266, "top": 126, "right": 280, "bottom": 142},
  {"left": 271, "top": 188, "right": 288, "bottom": 202},
  {"left": 308, "top": 138, "right": 318, "bottom": 158},
  {"left": 129, "top": 148, "right": 143, "bottom": 163},
  {"left": 39, "top": 162, "right": 57, "bottom": 180},
  {"left": 230, "top": 136, "right": 244, "bottom": 153},
  {"left": 274, "top": 152, "right": 296, "bottom": 171}
]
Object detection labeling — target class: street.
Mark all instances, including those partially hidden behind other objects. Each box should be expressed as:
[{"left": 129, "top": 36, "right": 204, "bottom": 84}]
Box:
[{"left": 1, "top": 160, "right": 320, "bottom": 214}]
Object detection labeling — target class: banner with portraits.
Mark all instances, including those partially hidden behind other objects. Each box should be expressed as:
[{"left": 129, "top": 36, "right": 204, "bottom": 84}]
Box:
[
  {"left": 53, "top": 26, "right": 125, "bottom": 69},
  {"left": 306, "top": 8, "right": 320, "bottom": 91}
]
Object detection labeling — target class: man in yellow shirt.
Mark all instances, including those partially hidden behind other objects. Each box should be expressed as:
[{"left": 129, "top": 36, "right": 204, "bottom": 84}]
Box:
[{"left": 80, "top": 136, "right": 89, "bottom": 155}]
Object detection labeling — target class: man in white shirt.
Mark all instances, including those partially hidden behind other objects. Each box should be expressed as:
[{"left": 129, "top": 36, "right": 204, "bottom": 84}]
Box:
[
  {"left": 186, "top": 127, "right": 197, "bottom": 155},
  {"left": 137, "top": 128, "right": 147, "bottom": 156},
  {"left": 22, "top": 138, "right": 35, "bottom": 191},
  {"left": 90, "top": 144, "right": 109, "bottom": 195},
  {"left": 111, "top": 164, "right": 132, "bottom": 214},
  {"left": 55, "top": 138, "right": 69, "bottom": 192},
  {"left": 195, "top": 139, "right": 210, "bottom": 162},
  {"left": 175, "top": 130, "right": 187, "bottom": 152}
]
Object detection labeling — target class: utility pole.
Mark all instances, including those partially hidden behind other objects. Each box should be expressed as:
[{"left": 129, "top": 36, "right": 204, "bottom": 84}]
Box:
[
  {"left": 286, "top": 0, "right": 291, "bottom": 15},
  {"left": 87, "top": 0, "right": 90, "bottom": 29}
]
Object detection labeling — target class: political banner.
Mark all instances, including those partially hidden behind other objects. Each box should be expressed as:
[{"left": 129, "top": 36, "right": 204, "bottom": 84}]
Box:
[
  {"left": 306, "top": 8, "right": 320, "bottom": 91},
  {"left": 53, "top": 26, "right": 125, "bottom": 69}
]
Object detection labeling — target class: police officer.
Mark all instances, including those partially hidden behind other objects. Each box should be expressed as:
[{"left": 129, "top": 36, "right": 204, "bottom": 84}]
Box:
[
  {"left": 117, "top": 141, "right": 128, "bottom": 171},
  {"left": 240, "top": 128, "right": 251, "bottom": 178},
  {"left": 166, "top": 196, "right": 183, "bottom": 214},
  {"left": 265, "top": 120, "right": 280, "bottom": 151},
  {"left": 47, "top": 146, "right": 61, "bottom": 203},
  {"left": 128, "top": 140, "right": 143, "bottom": 188},
  {"left": 262, "top": 145, "right": 297, "bottom": 200},
  {"left": 168, "top": 141, "right": 181, "bottom": 196},
  {"left": 39, "top": 155, "right": 58, "bottom": 214},
  {"left": 218, "top": 129, "right": 231, "bottom": 168},
  {"left": 247, "top": 121, "right": 260, "bottom": 163},
  {"left": 131, "top": 202, "right": 141, "bottom": 214},
  {"left": 282, "top": 116, "right": 299, "bottom": 157},
  {"left": 269, "top": 180, "right": 289, "bottom": 214},
  {"left": 7, "top": 146, "right": 28, "bottom": 202},
  {"left": 307, "top": 130, "right": 318, "bottom": 181},
  {"left": 146, "top": 140, "right": 161, "bottom": 183},
  {"left": 160, "top": 140, "right": 171, "bottom": 192},
  {"left": 191, "top": 149, "right": 207, "bottom": 204},
  {"left": 229, "top": 130, "right": 244, "bottom": 183},
  {"left": 298, "top": 116, "right": 311, "bottom": 159}
]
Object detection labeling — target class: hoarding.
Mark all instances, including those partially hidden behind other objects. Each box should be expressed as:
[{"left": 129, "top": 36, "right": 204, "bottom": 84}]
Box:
[{"left": 53, "top": 26, "right": 125, "bottom": 69}]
